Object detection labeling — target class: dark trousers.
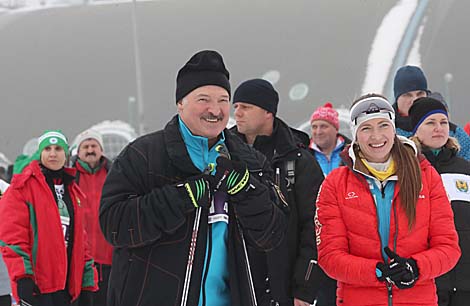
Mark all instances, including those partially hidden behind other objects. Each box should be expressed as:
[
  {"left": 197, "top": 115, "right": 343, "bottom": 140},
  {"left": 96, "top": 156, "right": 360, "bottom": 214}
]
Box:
[
  {"left": 94, "top": 264, "right": 111, "bottom": 306},
  {"left": 78, "top": 263, "right": 111, "bottom": 306},
  {"left": 0, "top": 295, "right": 11, "bottom": 306},
  {"left": 37, "top": 290, "right": 72, "bottom": 306},
  {"left": 438, "top": 289, "right": 470, "bottom": 306}
]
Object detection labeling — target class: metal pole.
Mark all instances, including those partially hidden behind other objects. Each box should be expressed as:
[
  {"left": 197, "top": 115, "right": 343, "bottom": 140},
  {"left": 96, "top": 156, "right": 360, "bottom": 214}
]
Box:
[
  {"left": 444, "top": 73, "right": 453, "bottom": 112},
  {"left": 128, "top": 96, "right": 138, "bottom": 133},
  {"left": 131, "top": 0, "right": 145, "bottom": 135}
]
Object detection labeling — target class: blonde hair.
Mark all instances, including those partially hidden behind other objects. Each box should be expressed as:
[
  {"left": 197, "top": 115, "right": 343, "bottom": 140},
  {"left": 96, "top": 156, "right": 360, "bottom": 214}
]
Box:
[{"left": 410, "top": 135, "right": 460, "bottom": 153}]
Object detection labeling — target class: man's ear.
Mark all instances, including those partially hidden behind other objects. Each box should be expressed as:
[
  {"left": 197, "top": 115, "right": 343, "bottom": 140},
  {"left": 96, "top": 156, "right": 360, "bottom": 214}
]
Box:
[
  {"left": 266, "top": 111, "right": 274, "bottom": 120},
  {"left": 177, "top": 100, "right": 183, "bottom": 112}
]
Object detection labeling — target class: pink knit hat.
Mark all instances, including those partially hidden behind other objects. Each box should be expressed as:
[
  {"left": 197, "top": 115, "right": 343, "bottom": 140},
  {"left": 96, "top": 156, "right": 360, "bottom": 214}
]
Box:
[{"left": 310, "top": 102, "right": 339, "bottom": 130}]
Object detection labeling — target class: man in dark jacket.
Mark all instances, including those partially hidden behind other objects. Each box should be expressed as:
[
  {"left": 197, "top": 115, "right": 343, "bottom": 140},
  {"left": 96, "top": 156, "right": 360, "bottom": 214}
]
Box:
[
  {"left": 231, "top": 78, "right": 324, "bottom": 306},
  {"left": 100, "top": 51, "right": 286, "bottom": 306}
]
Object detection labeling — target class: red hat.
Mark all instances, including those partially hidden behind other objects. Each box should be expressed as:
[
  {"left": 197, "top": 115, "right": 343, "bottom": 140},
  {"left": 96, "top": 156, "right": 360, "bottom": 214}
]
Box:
[{"left": 310, "top": 102, "right": 339, "bottom": 130}]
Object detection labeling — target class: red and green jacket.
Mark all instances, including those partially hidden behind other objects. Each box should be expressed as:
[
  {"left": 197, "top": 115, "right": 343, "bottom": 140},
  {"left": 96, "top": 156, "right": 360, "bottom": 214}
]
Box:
[
  {"left": 74, "top": 158, "right": 113, "bottom": 265},
  {"left": 0, "top": 160, "right": 98, "bottom": 302}
]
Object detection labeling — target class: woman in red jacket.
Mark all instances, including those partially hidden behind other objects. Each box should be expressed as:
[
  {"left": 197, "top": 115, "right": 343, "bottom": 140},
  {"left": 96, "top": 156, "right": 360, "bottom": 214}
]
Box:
[
  {"left": 0, "top": 130, "right": 97, "bottom": 306},
  {"left": 315, "top": 94, "right": 461, "bottom": 306}
]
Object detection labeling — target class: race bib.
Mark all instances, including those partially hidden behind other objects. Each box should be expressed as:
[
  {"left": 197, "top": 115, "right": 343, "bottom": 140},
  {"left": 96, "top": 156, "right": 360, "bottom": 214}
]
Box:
[
  {"left": 55, "top": 184, "right": 64, "bottom": 200},
  {"left": 208, "top": 191, "right": 229, "bottom": 224},
  {"left": 55, "top": 183, "right": 70, "bottom": 246},
  {"left": 60, "top": 215, "right": 70, "bottom": 246}
]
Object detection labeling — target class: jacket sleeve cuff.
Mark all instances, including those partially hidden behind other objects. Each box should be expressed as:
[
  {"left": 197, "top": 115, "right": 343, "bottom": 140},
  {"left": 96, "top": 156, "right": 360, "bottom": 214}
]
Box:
[
  {"left": 82, "top": 259, "right": 98, "bottom": 290},
  {"left": 293, "top": 286, "right": 316, "bottom": 304}
]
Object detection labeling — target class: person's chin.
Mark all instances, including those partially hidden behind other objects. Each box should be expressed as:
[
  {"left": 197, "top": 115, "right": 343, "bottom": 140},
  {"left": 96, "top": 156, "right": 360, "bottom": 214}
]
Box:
[{"left": 431, "top": 140, "right": 446, "bottom": 148}]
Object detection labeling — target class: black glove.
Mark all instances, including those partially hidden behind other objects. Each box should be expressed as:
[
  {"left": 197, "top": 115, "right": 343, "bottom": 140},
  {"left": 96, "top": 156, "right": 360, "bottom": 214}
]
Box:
[
  {"left": 214, "top": 156, "right": 250, "bottom": 195},
  {"left": 17, "top": 277, "right": 38, "bottom": 306},
  {"left": 179, "top": 175, "right": 213, "bottom": 209},
  {"left": 376, "top": 247, "right": 419, "bottom": 289},
  {"left": 78, "top": 290, "right": 94, "bottom": 306}
]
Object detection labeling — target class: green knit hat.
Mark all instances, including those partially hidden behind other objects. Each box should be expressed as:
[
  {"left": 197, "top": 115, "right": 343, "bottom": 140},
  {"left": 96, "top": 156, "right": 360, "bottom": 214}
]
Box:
[{"left": 38, "top": 130, "right": 69, "bottom": 156}]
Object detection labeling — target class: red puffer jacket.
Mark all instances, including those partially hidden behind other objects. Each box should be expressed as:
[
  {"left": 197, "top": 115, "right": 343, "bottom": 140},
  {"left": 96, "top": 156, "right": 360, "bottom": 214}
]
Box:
[
  {"left": 0, "top": 161, "right": 98, "bottom": 302},
  {"left": 315, "top": 156, "right": 461, "bottom": 306},
  {"left": 75, "top": 160, "right": 113, "bottom": 265}
]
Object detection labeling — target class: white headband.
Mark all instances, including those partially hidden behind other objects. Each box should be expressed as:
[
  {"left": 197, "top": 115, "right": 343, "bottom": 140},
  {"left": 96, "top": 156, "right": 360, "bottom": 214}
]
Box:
[{"left": 350, "top": 97, "right": 396, "bottom": 143}]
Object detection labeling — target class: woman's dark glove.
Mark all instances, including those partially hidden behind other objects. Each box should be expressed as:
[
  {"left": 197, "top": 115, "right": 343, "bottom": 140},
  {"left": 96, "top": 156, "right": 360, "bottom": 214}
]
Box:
[{"left": 376, "top": 247, "right": 419, "bottom": 289}]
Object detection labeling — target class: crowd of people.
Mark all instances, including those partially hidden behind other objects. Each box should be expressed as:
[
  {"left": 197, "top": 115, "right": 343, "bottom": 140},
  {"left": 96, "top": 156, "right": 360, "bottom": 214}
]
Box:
[{"left": 0, "top": 49, "right": 468, "bottom": 306}]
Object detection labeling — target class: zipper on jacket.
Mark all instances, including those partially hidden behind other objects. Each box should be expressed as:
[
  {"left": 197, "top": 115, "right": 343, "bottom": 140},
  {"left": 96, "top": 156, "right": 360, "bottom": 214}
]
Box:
[
  {"left": 392, "top": 203, "right": 398, "bottom": 251},
  {"left": 380, "top": 184, "right": 385, "bottom": 199},
  {"left": 201, "top": 224, "right": 212, "bottom": 306},
  {"left": 387, "top": 283, "right": 393, "bottom": 306},
  {"left": 304, "top": 259, "right": 317, "bottom": 281}
]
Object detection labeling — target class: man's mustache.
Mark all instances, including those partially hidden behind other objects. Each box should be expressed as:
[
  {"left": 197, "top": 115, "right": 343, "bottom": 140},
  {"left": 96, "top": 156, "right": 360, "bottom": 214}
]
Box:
[{"left": 86, "top": 152, "right": 96, "bottom": 157}]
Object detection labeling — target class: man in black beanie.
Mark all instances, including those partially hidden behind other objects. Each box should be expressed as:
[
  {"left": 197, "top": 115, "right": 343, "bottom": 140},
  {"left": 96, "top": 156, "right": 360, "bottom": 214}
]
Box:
[
  {"left": 100, "top": 51, "right": 287, "bottom": 306},
  {"left": 393, "top": 65, "right": 429, "bottom": 118},
  {"left": 392, "top": 65, "right": 470, "bottom": 161},
  {"left": 231, "top": 78, "right": 324, "bottom": 306}
]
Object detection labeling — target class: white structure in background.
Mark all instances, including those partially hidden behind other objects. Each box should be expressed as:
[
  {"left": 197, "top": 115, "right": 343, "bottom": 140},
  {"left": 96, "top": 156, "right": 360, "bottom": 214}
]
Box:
[
  {"left": 71, "top": 120, "right": 137, "bottom": 160},
  {"left": 0, "top": 152, "right": 11, "bottom": 169},
  {"left": 19, "top": 120, "right": 136, "bottom": 165},
  {"left": 361, "top": 0, "right": 418, "bottom": 94},
  {"left": 0, "top": 152, "right": 11, "bottom": 180},
  {"left": 227, "top": 117, "right": 236, "bottom": 129},
  {"left": 22, "top": 137, "right": 38, "bottom": 156},
  {"left": 297, "top": 106, "right": 351, "bottom": 140}
]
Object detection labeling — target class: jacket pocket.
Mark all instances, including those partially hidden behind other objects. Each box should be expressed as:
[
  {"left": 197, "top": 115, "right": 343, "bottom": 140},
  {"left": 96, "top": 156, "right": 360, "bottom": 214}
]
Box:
[{"left": 120, "top": 252, "right": 182, "bottom": 306}]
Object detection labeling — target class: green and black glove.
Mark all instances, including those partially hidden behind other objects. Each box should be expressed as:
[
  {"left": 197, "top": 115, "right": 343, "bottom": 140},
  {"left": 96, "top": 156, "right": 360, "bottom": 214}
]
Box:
[
  {"left": 180, "top": 175, "right": 213, "bottom": 209},
  {"left": 214, "top": 156, "right": 250, "bottom": 195}
]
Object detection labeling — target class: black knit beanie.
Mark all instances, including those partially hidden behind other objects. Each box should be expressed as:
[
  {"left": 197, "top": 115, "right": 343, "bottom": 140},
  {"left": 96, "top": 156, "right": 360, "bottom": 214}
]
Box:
[
  {"left": 393, "top": 65, "right": 428, "bottom": 101},
  {"left": 409, "top": 97, "right": 448, "bottom": 134},
  {"left": 175, "top": 50, "right": 230, "bottom": 102},
  {"left": 232, "top": 79, "right": 279, "bottom": 115}
]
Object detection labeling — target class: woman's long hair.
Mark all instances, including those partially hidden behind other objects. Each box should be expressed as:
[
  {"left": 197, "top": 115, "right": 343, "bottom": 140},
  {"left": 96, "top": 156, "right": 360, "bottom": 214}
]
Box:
[
  {"left": 390, "top": 136, "right": 421, "bottom": 229},
  {"left": 352, "top": 93, "right": 421, "bottom": 229}
]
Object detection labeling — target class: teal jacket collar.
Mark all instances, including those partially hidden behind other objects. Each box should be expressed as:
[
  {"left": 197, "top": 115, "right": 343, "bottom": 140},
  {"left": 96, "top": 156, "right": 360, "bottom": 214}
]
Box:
[{"left": 178, "top": 116, "right": 225, "bottom": 173}]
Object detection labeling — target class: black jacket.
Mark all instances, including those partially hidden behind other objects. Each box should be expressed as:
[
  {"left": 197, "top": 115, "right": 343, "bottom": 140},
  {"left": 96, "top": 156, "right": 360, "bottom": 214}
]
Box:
[
  {"left": 231, "top": 118, "right": 324, "bottom": 304},
  {"left": 423, "top": 146, "right": 470, "bottom": 291},
  {"left": 99, "top": 115, "right": 287, "bottom": 306}
]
